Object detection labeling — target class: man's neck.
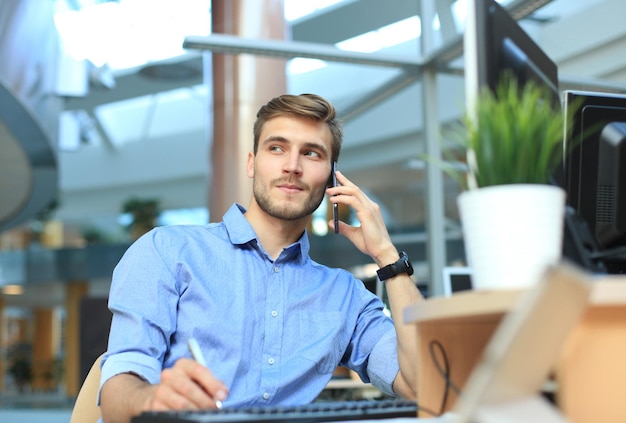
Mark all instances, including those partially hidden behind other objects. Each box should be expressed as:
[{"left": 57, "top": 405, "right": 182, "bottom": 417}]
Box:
[{"left": 244, "top": 204, "right": 309, "bottom": 260}]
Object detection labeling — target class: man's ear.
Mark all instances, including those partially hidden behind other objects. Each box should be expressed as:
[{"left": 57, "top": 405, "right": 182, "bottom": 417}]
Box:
[{"left": 246, "top": 152, "right": 255, "bottom": 178}]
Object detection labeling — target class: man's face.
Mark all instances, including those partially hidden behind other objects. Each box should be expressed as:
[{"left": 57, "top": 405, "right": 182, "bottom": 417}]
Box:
[{"left": 248, "top": 115, "right": 333, "bottom": 222}]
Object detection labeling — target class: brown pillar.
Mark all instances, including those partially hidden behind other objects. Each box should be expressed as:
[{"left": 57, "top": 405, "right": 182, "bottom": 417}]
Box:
[
  {"left": 209, "top": 0, "right": 287, "bottom": 220},
  {"left": 65, "top": 281, "right": 88, "bottom": 397},
  {"left": 32, "top": 308, "right": 58, "bottom": 391}
]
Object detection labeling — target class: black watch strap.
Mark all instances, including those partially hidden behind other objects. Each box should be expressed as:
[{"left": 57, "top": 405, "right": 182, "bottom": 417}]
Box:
[{"left": 376, "top": 251, "right": 414, "bottom": 281}]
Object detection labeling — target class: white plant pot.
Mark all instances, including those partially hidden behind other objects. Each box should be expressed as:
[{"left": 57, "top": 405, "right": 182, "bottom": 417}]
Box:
[{"left": 457, "top": 184, "right": 566, "bottom": 290}]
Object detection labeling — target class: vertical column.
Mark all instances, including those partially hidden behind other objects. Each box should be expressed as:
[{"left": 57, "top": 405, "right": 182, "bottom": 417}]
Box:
[
  {"left": 32, "top": 308, "right": 58, "bottom": 391},
  {"left": 420, "top": 0, "right": 447, "bottom": 297},
  {"left": 209, "top": 0, "right": 287, "bottom": 220},
  {"left": 65, "top": 281, "right": 88, "bottom": 397}
]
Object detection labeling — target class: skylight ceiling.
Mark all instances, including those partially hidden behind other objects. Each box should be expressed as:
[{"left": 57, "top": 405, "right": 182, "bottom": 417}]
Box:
[
  {"left": 53, "top": 0, "right": 430, "bottom": 149},
  {"left": 54, "top": 0, "right": 212, "bottom": 70},
  {"left": 53, "top": 0, "right": 431, "bottom": 75}
]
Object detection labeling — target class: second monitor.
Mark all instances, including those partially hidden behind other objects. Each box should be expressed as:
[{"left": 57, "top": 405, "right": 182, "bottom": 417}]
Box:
[{"left": 561, "top": 90, "right": 626, "bottom": 274}]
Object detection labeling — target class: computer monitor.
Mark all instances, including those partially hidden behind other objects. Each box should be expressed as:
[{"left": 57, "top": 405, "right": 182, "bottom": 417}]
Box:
[
  {"left": 562, "top": 90, "right": 626, "bottom": 273},
  {"left": 442, "top": 267, "right": 473, "bottom": 296},
  {"left": 464, "top": 0, "right": 559, "bottom": 111}
]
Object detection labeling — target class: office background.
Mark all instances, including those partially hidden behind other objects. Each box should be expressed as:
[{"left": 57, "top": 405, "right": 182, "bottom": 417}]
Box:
[{"left": 0, "top": 0, "right": 625, "bottom": 407}]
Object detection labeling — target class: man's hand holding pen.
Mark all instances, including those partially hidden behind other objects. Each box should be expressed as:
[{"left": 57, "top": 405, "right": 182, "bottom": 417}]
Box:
[
  {"left": 149, "top": 357, "right": 228, "bottom": 411},
  {"left": 146, "top": 338, "right": 228, "bottom": 412}
]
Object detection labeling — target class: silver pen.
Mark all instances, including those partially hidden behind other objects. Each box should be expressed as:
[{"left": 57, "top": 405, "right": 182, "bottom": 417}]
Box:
[{"left": 187, "top": 337, "right": 222, "bottom": 409}]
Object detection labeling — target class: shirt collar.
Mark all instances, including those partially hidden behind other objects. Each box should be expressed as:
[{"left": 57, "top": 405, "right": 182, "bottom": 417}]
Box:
[{"left": 223, "top": 203, "right": 310, "bottom": 263}]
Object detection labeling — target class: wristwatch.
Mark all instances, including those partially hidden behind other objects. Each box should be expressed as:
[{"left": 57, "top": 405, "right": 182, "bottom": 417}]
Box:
[{"left": 376, "top": 251, "right": 414, "bottom": 281}]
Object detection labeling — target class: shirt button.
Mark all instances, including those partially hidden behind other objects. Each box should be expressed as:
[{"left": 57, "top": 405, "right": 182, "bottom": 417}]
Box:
[
  {"left": 263, "top": 392, "right": 270, "bottom": 400},
  {"left": 273, "top": 266, "right": 279, "bottom": 273},
  {"left": 271, "top": 310, "right": 278, "bottom": 317},
  {"left": 268, "top": 358, "right": 275, "bottom": 365}
]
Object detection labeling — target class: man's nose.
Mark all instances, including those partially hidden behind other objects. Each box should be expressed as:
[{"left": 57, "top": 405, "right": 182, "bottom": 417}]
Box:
[{"left": 284, "top": 154, "right": 303, "bottom": 174}]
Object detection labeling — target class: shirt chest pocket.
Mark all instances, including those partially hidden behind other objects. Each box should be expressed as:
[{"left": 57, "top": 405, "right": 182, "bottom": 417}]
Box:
[{"left": 296, "top": 312, "right": 346, "bottom": 374}]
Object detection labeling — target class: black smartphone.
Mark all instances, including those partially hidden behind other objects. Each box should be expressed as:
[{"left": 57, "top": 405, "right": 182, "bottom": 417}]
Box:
[{"left": 331, "top": 161, "right": 339, "bottom": 234}]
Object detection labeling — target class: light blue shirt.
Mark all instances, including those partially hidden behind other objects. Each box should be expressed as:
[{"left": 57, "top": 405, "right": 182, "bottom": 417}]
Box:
[{"left": 99, "top": 203, "right": 399, "bottom": 412}]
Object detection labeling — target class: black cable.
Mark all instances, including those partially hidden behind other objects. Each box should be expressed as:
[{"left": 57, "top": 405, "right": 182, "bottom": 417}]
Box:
[{"left": 428, "top": 339, "right": 462, "bottom": 415}]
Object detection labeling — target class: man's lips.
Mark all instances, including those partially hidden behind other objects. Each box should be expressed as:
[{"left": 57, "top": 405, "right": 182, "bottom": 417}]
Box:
[{"left": 276, "top": 182, "right": 305, "bottom": 193}]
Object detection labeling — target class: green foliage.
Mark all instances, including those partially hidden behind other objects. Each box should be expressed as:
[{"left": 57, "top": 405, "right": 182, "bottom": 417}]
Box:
[
  {"left": 8, "top": 357, "right": 32, "bottom": 384},
  {"left": 81, "top": 226, "right": 111, "bottom": 245},
  {"left": 460, "top": 73, "right": 580, "bottom": 189},
  {"left": 7, "top": 344, "right": 33, "bottom": 392},
  {"left": 121, "top": 197, "right": 160, "bottom": 228}
]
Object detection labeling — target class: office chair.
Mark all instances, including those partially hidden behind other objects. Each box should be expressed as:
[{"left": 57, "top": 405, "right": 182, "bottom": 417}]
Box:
[{"left": 70, "top": 353, "right": 103, "bottom": 423}]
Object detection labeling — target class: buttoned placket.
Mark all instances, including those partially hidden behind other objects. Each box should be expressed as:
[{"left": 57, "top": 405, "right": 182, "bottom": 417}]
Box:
[{"left": 260, "top": 259, "right": 285, "bottom": 402}]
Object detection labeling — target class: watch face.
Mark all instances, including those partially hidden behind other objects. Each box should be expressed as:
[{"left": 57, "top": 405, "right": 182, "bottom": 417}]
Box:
[
  {"left": 400, "top": 252, "right": 414, "bottom": 276},
  {"left": 377, "top": 252, "right": 414, "bottom": 280}
]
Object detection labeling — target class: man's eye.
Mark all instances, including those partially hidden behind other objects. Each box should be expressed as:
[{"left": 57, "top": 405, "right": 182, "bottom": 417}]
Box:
[{"left": 304, "top": 151, "right": 321, "bottom": 158}]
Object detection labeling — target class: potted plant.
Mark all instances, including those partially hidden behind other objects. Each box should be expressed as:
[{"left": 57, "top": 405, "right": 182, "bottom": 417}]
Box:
[
  {"left": 452, "top": 73, "right": 580, "bottom": 289},
  {"left": 122, "top": 197, "right": 161, "bottom": 241},
  {"left": 7, "top": 343, "right": 33, "bottom": 393}
]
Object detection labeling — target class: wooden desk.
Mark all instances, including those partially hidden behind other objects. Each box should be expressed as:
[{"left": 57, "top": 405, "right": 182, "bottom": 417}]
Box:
[
  {"left": 557, "top": 279, "right": 626, "bottom": 423},
  {"left": 404, "top": 276, "right": 626, "bottom": 423}
]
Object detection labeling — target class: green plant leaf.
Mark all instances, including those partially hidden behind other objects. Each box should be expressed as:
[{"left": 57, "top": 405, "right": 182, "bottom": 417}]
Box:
[{"left": 460, "top": 72, "right": 581, "bottom": 188}]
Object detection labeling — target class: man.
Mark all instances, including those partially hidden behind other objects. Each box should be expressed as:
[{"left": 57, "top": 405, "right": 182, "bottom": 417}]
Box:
[{"left": 99, "top": 93, "right": 422, "bottom": 423}]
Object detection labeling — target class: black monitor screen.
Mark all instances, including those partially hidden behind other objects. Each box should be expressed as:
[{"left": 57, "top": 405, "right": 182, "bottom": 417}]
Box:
[
  {"left": 465, "top": 0, "right": 559, "bottom": 109},
  {"left": 562, "top": 90, "right": 626, "bottom": 273}
]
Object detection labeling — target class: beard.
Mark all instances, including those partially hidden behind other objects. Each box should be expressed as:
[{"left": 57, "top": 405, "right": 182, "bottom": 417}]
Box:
[{"left": 253, "top": 176, "right": 326, "bottom": 221}]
